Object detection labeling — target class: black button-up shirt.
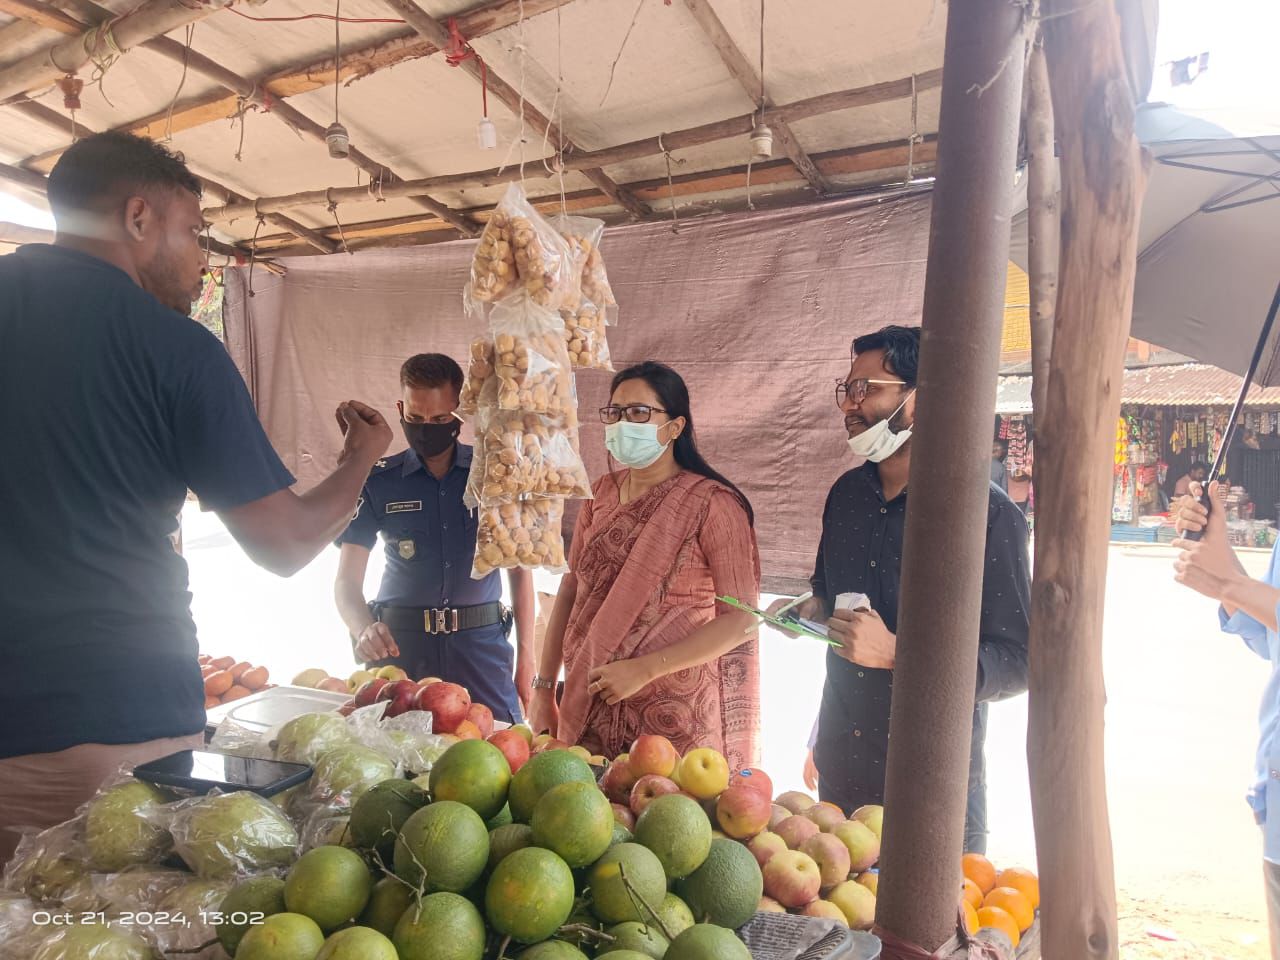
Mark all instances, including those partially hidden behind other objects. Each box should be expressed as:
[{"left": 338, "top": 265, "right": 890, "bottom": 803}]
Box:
[{"left": 811, "top": 463, "right": 1031, "bottom": 832}]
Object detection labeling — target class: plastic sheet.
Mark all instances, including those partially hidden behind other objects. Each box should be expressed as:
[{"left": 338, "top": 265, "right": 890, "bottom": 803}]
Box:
[{"left": 166, "top": 792, "right": 299, "bottom": 880}]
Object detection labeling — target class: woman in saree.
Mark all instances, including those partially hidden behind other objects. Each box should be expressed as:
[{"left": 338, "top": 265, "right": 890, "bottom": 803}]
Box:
[{"left": 528, "top": 362, "right": 761, "bottom": 770}]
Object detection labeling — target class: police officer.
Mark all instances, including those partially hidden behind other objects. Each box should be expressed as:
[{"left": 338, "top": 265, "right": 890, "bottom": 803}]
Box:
[{"left": 334, "top": 354, "right": 535, "bottom": 721}]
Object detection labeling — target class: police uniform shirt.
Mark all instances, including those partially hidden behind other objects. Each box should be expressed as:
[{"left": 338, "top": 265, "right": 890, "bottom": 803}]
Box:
[
  {"left": 0, "top": 245, "right": 296, "bottom": 759},
  {"left": 337, "top": 445, "right": 500, "bottom": 609}
]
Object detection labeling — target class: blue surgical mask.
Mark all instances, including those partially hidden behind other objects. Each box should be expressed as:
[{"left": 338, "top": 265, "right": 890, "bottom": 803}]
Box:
[{"left": 605, "top": 421, "right": 669, "bottom": 469}]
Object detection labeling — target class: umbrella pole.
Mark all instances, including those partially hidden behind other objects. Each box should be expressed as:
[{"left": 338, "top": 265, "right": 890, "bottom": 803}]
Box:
[{"left": 1029, "top": 0, "right": 1149, "bottom": 957}]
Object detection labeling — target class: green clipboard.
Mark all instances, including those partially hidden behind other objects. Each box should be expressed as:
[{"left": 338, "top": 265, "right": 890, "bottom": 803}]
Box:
[{"left": 718, "top": 596, "right": 841, "bottom": 646}]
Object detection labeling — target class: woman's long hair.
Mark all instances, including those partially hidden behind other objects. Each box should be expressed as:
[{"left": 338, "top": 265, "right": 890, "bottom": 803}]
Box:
[{"left": 610, "top": 361, "right": 754, "bottom": 526}]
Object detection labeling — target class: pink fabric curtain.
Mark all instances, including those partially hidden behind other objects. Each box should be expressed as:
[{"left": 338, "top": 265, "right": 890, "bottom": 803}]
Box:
[{"left": 222, "top": 190, "right": 932, "bottom": 588}]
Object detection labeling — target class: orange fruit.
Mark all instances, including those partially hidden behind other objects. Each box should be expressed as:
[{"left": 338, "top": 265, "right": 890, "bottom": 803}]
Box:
[
  {"left": 977, "top": 905, "right": 1021, "bottom": 947},
  {"left": 222, "top": 684, "right": 252, "bottom": 702},
  {"left": 961, "top": 877, "right": 984, "bottom": 910},
  {"left": 204, "top": 670, "right": 233, "bottom": 697},
  {"left": 984, "top": 886, "right": 1034, "bottom": 932},
  {"left": 996, "top": 867, "right": 1040, "bottom": 910},
  {"left": 229, "top": 661, "right": 253, "bottom": 681},
  {"left": 961, "top": 899, "right": 979, "bottom": 935},
  {"left": 962, "top": 853, "right": 997, "bottom": 894},
  {"left": 241, "top": 666, "right": 270, "bottom": 691}
]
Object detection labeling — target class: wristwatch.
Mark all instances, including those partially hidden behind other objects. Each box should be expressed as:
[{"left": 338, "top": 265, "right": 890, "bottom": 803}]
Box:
[{"left": 531, "top": 675, "right": 556, "bottom": 690}]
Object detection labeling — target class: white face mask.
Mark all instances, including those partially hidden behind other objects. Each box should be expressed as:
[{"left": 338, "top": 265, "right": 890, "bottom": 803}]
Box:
[
  {"left": 847, "top": 392, "right": 914, "bottom": 463},
  {"left": 605, "top": 421, "right": 670, "bottom": 469}
]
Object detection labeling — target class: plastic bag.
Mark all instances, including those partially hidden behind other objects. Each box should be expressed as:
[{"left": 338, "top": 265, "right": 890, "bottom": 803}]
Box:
[
  {"left": 298, "top": 804, "right": 356, "bottom": 853},
  {"left": 3, "top": 818, "right": 89, "bottom": 904},
  {"left": 468, "top": 409, "right": 591, "bottom": 506},
  {"left": 561, "top": 302, "right": 613, "bottom": 371},
  {"left": 488, "top": 298, "right": 576, "bottom": 418},
  {"left": 91, "top": 866, "right": 190, "bottom": 919},
  {"left": 151, "top": 877, "right": 232, "bottom": 955},
  {"left": 83, "top": 777, "right": 174, "bottom": 872},
  {"left": 28, "top": 922, "right": 159, "bottom": 960},
  {"left": 553, "top": 214, "right": 617, "bottom": 317},
  {"left": 459, "top": 337, "right": 497, "bottom": 415},
  {"left": 466, "top": 183, "right": 576, "bottom": 313},
  {"left": 472, "top": 497, "right": 567, "bottom": 578},
  {"left": 0, "top": 893, "right": 49, "bottom": 960},
  {"left": 166, "top": 791, "right": 298, "bottom": 880}
]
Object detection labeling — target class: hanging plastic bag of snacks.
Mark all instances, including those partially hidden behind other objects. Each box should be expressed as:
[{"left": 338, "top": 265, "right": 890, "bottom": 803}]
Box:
[
  {"left": 465, "top": 183, "right": 577, "bottom": 314},
  {"left": 472, "top": 497, "right": 567, "bottom": 577}
]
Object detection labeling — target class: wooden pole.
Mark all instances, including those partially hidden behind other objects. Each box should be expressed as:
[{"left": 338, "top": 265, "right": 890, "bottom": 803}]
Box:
[
  {"left": 874, "top": 0, "right": 1026, "bottom": 951},
  {"left": 0, "top": 0, "right": 223, "bottom": 102},
  {"left": 1026, "top": 37, "right": 1059, "bottom": 424},
  {"left": 1029, "top": 0, "right": 1146, "bottom": 956},
  {"left": 202, "top": 72, "right": 941, "bottom": 223}
]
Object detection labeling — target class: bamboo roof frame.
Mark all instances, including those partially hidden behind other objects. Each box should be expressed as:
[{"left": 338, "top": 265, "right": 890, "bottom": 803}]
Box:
[{"left": 0, "top": 0, "right": 946, "bottom": 255}]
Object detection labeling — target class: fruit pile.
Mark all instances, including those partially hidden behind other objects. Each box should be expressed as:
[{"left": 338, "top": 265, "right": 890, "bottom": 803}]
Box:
[
  {"left": 289, "top": 666, "right": 409, "bottom": 696},
  {"left": 200, "top": 655, "right": 273, "bottom": 709},
  {"left": 961, "top": 853, "right": 1040, "bottom": 949}
]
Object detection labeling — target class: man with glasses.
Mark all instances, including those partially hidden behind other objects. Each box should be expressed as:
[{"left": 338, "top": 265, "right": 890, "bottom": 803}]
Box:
[
  {"left": 772, "top": 324, "right": 1030, "bottom": 853},
  {"left": 333, "top": 353, "right": 535, "bottom": 722}
]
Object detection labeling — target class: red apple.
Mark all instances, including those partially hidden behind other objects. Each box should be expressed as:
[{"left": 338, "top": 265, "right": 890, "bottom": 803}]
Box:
[
  {"left": 776, "top": 815, "right": 821, "bottom": 850},
  {"left": 802, "top": 832, "right": 853, "bottom": 890},
  {"left": 715, "top": 784, "right": 773, "bottom": 839},
  {"left": 747, "top": 831, "right": 788, "bottom": 869},
  {"left": 804, "top": 802, "right": 847, "bottom": 833},
  {"left": 317, "top": 676, "right": 350, "bottom": 694},
  {"left": 599, "top": 757, "right": 640, "bottom": 805},
  {"left": 628, "top": 735, "right": 679, "bottom": 779},
  {"left": 337, "top": 699, "right": 357, "bottom": 717},
  {"left": 776, "top": 791, "right": 814, "bottom": 815},
  {"left": 383, "top": 680, "right": 421, "bottom": 718},
  {"left": 734, "top": 767, "right": 774, "bottom": 799},
  {"left": 466, "top": 703, "right": 495, "bottom": 740},
  {"left": 629, "top": 774, "right": 681, "bottom": 816},
  {"left": 763, "top": 850, "right": 823, "bottom": 909},
  {"left": 611, "top": 803, "right": 636, "bottom": 831},
  {"left": 487, "top": 729, "right": 532, "bottom": 774},
  {"left": 354, "top": 678, "right": 389, "bottom": 706},
  {"left": 769, "top": 804, "right": 791, "bottom": 830},
  {"left": 413, "top": 681, "right": 471, "bottom": 733}
]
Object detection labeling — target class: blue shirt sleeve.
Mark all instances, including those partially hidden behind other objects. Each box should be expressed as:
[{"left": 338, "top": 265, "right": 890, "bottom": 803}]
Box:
[
  {"left": 1220, "top": 541, "right": 1280, "bottom": 659},
  {"left": 167, "top": 325, "right": 295, "bottom": 511},
  {"left": 336, "top": 483, "right": 379, "bottom": 550}
]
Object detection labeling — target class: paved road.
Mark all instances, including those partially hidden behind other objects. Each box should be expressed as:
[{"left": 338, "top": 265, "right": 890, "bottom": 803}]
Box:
[{"left": 183, "top": 506, "right": 1271, "bottom": 944}]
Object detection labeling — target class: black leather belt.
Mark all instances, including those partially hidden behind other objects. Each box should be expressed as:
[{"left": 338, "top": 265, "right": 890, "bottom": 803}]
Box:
[{"left": 374, "top": 601, "right": 508, "bottom": 636}]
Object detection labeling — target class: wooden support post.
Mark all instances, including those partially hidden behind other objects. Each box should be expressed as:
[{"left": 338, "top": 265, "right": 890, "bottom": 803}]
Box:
[
  {"left": 202, "top": 73, "right": 940, "bottom": 223},
  {"left": 1026, "top": 37, "right": 1059, "bottom": 424},
  {"left": 874, "top": 0, "right": 1026, "bottom": 951},
  {"left": 679, "top": 0, "right": 828, "bottom": 194},
  {"left": 1029, "top": 0, "right": 1146, "bottom": 956},
  {"left": 378, "top": 0, "right": 650, "bottom": 219}
]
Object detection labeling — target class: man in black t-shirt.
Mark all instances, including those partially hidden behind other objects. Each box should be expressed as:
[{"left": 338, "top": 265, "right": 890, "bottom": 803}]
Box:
[{"left": 0, "top": 133, "right": 392, "bottom": 862}]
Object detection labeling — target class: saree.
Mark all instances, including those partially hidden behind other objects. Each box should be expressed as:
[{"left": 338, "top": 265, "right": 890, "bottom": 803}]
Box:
[{"left": 558, "top": 470, "right": 762, "bottom": 770}]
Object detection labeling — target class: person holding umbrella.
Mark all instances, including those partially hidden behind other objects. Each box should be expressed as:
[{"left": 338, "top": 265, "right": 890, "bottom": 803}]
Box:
[{"left": 1173, "top": 484, "right": 1280, "bottom": 957}]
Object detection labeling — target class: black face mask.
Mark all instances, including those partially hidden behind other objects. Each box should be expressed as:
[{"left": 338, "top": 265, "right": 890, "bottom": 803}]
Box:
[{"left": 402, "top": 418, "right": 461, "bottom": 461}]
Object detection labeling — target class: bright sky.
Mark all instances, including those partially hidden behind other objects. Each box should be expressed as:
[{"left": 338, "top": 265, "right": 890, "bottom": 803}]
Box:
[{"left": 0, "top": 0, "right": 1275, "bottom": 230}]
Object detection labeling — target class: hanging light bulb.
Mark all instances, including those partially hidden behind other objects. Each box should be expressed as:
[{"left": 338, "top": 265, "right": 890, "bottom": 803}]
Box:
[
  {"left": 476, "top": 117, "right": 497, "bottom": 150},
  {"left": 750, "top": 120, "right": 774, "bottom": 161},
  {"left": 325, "top": 121, "right": 350, "bottom": 159}
]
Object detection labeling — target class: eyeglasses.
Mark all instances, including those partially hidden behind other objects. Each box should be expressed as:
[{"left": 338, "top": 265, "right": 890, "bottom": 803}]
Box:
[
  {"left": 599, "top": 404, "right": 668, "bottom": 425},
  {"left": 834, "top": 377, "right": 907, "bottom": 407}
]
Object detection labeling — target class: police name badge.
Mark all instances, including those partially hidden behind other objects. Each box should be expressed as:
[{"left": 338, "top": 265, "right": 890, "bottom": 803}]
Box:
[
  {"left": 386, "top": 500, "right": 423, "bottom": 514},
  {"left": 398, "top": 539, "right": 416, "bottom": 560}
]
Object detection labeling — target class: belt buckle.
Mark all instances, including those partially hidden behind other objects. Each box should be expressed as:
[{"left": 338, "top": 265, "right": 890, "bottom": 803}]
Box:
[{"left": 427, "top": 608, "right": 458, "bottom": 635}]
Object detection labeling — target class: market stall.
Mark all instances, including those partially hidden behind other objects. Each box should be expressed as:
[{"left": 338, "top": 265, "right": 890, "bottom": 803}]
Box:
[{"left": 0, "top": 0, "right": 1165, "bottom": 954}]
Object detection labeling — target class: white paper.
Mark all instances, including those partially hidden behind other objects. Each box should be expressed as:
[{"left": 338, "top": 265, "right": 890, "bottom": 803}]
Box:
[
  {"left": 797, "top": 618, "right": 830, "bottom": 638},
  {"left": 835, "top": 591, "right": 871, "bottom": 612}
]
